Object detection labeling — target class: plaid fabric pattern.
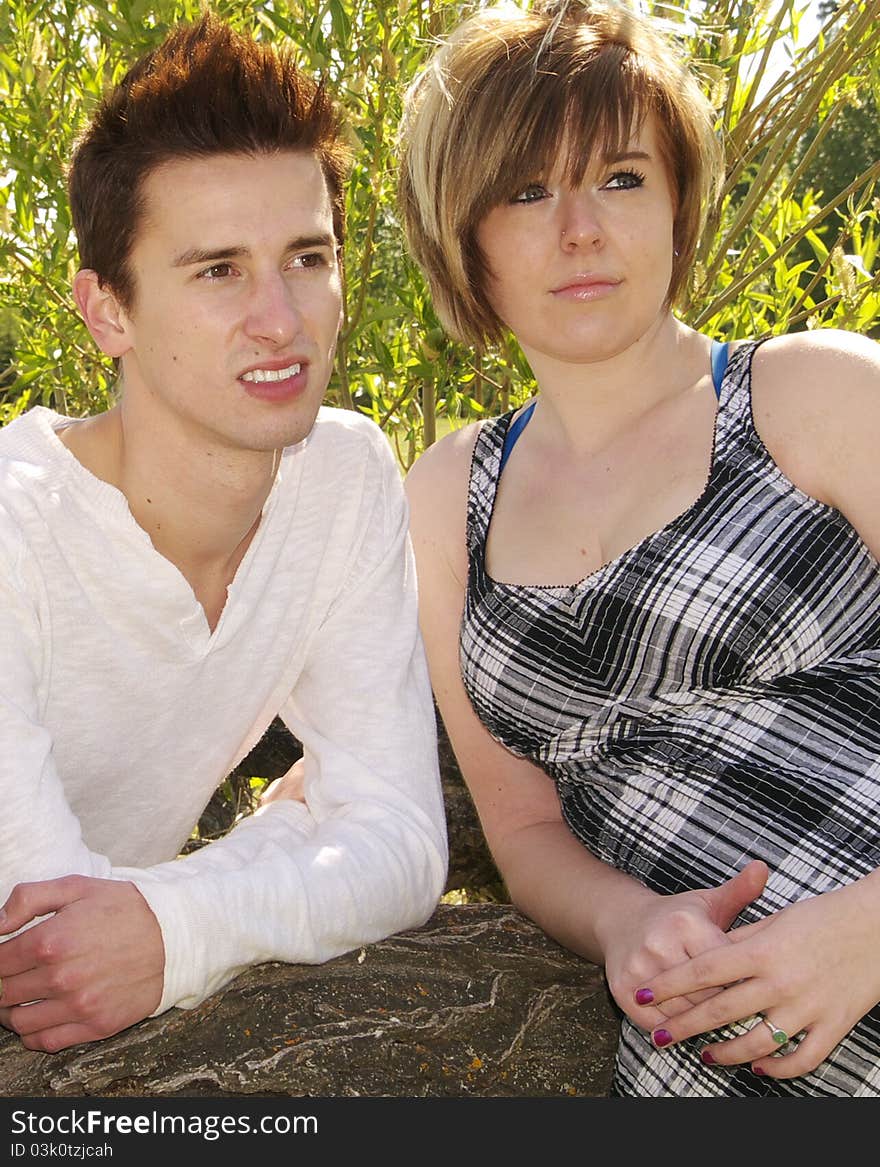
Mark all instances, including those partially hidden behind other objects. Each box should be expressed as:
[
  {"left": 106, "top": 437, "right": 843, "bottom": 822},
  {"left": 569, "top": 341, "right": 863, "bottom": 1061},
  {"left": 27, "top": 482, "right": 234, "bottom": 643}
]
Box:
[{"left": 461, "top": 340, "right": 880, "bottom": 1096}]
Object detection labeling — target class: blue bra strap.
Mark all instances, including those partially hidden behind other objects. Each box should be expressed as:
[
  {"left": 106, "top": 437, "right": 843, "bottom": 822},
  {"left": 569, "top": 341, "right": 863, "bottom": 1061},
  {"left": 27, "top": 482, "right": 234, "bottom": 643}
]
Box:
[
  {"left": 711, "top": 339, "right": 729, "bottom": 399},
  {"left": 500, "top": 341, "right": 729, "bottom": 474},
  {"left": 499, "top": 399, "right": 537, "bottom": 472}
]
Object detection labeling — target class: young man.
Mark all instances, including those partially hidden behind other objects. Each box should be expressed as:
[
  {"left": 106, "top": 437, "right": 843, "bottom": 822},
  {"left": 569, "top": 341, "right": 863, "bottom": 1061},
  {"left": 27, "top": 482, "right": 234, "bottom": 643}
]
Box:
[{"left": 0, "top": 15, "right": 447, "bottom": 1054}]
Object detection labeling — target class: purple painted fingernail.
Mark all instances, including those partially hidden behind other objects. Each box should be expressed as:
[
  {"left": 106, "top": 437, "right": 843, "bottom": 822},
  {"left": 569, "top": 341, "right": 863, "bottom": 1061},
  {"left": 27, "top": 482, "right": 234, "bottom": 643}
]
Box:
[
  {"left": 652, "top": 1028, "right": 673, "bottom": 1048},
  {"left": 635, "top": 988, "right": 654, "bottom": 1005},
  {"left": 700, "top": 1048, "right": 716, "bottom": 1065},
  {"left": 752, "top": 1064, "right": 767, "bottom": 1077}
]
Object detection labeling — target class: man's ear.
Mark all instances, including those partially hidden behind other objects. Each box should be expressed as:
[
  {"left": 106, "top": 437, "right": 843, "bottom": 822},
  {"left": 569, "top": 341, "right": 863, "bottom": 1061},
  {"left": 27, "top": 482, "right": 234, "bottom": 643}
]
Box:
[
  {"left": 336, "top": 248, "right": 345, "bottom": 333},
  {"left": 72, "top": 270, "right": 132, "bottom": 359}
]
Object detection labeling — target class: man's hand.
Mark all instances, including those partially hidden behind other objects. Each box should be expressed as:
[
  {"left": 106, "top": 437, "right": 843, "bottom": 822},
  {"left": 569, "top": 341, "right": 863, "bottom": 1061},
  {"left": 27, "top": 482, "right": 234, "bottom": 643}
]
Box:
[{"left": 0, "top": 876, "right": 165, "bottom": 1053}]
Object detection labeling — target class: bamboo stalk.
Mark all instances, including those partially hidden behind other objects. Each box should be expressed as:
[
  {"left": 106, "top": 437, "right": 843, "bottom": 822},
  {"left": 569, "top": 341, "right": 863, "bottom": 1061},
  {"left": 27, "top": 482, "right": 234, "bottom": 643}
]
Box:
[
  {"left": 703, "top": 99, "right": 846, "bottom": 290},
  {"left": 693, "top": 159, "right": 880, "bottom": 328}
]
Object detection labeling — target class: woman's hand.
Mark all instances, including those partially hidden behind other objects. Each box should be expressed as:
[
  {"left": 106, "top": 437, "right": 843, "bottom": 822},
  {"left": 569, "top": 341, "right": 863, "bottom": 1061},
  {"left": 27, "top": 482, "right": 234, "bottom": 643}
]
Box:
[
  {"left": 603, "top": 860, "right": 769, "bottom": 1030},
  {"left": 259, "top": 757, "right": 307, "bottom": 805},
  {"left": 631, "top": 873, "right": 880, "bottom": 1079}
]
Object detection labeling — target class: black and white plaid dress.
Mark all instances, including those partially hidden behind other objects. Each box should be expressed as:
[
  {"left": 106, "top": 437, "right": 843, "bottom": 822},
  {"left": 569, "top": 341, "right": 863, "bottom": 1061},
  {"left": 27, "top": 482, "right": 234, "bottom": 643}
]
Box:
[{"left": 460, "top": 339, "right": 880, "bottom": 1096}]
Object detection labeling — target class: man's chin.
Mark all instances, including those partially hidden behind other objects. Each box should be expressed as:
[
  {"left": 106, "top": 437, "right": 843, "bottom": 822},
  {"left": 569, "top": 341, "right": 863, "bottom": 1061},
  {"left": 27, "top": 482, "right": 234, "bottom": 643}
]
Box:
[{"left": 237, "top": 398, "right": 326, "bottom": 454}]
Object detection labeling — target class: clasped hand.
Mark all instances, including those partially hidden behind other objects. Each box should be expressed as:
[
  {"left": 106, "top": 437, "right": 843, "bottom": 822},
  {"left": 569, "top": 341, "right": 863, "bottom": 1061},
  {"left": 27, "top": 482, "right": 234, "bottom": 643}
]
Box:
[
  {"left": 606, "top": 860, "right": 880, "bottom": 1079},
  {"left": 0, "top": 875, "right": 164, "bottom": 1053}
]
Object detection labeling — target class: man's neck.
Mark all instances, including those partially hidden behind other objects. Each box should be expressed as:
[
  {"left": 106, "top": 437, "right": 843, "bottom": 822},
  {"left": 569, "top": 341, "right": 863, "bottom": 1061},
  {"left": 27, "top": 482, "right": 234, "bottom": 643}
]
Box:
[{"left": 58, "top": 402, "right": 279, "bottom": 630}]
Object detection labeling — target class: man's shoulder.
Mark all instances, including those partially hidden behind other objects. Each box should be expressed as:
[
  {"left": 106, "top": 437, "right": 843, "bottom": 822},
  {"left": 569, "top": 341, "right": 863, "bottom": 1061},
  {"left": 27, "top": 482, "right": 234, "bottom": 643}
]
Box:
[
  {"left": 307, "top": 404, "right": 386, "bottom": 443},
  {"left": 0, "top": 405, "right": 46, "bottom": 444},
  {"left": 0, "top": 407, "right": 63, "bottom": 499},
  {"left": 0, "top": 412, "right": 46, "bottom": 565},
  {"left": 0, "top": 406, "right": 65, "bottom": 477},
  {"left": 288, "top": 406, "right": 397, "bottom": 473}
]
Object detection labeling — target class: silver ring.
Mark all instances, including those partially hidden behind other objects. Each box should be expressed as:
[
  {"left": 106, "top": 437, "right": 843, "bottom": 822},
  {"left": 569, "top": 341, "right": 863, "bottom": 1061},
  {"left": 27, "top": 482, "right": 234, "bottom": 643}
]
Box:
[{"left": 756, "top": 1013, "right": 789, "bottom": 1046}]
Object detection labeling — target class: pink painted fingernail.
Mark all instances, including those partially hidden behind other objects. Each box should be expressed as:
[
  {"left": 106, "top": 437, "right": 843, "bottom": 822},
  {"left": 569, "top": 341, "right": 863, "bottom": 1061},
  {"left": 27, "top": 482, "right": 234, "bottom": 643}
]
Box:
[
  {"left": 700, "top": 1048, "right": 716, "bottom": 1065},
  {"left": 752, "top": 1064, "right": 767, "bottom": 1076},
  {"left": 652, "top": 1028, "right": 673, "bottom": 1048},
  {"left": 635, "top": 988, "right": 654, "bottom": 1005}
]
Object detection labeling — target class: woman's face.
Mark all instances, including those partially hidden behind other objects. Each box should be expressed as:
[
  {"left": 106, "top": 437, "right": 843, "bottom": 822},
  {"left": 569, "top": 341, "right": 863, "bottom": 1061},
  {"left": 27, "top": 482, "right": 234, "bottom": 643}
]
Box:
[{"left": 475, "top": 113, "right": 677, "bottom": 369}]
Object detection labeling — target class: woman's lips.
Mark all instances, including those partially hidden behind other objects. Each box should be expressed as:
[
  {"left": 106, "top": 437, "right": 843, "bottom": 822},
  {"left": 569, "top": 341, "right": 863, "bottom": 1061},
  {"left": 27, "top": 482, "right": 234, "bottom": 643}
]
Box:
[{"left": 551, "top": 276, "right": 621, "bottom": 301}]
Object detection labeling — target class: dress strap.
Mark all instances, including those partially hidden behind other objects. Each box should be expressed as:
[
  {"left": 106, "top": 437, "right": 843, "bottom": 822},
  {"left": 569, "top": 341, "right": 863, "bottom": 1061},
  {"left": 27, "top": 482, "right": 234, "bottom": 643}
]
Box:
[
  {"left": 711, "top": 340, "right": 729, "bottom": 399},
  {"left": 498, "top": 400, "right": 536, "bottom": 472}
]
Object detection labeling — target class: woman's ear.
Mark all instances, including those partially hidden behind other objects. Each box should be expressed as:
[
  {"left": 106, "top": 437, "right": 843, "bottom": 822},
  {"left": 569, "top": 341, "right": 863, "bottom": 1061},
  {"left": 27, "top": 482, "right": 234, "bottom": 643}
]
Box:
[{"left": 72, "top": 269, "right": 133, "bottom": 359}]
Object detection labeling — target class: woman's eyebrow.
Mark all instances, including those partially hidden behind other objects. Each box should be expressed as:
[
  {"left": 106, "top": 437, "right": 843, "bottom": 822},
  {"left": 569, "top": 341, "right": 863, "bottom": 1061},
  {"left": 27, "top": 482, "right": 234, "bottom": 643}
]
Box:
[{"left": 605, "top": 149, "right": 652, "bottom": 164}]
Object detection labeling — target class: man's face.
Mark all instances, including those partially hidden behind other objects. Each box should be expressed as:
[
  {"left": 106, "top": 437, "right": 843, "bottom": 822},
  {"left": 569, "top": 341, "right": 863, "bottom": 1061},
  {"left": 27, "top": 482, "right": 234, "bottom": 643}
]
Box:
[{"left": 115, "top": 150, "right": 343, "bottom": 455}]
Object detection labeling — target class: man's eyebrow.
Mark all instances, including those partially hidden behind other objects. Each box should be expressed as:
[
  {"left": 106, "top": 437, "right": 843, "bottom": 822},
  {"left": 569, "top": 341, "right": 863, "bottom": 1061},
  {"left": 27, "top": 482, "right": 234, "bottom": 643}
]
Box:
[
  {"left": 173, "top": 245, "right": 248, "bottom": 268},
  {"left": 172, "top": 234, "right": 337, "bottom": 268}
]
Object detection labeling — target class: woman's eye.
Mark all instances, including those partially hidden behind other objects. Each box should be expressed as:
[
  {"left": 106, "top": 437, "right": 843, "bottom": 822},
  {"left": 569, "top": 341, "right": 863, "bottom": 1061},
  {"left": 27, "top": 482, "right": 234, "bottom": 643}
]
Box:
[
  {"left": 604, "top": 169, "right": 646, "bottom": 191},
  {"left": 512, "top": 184, "right": 549, "bottom": 205}
]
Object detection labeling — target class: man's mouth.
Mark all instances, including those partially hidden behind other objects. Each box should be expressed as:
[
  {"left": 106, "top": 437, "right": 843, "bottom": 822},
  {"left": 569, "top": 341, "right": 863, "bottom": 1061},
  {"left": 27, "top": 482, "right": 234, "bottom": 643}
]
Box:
[{"left": 241, "top": 363, "right": 302, "bottom": 384}]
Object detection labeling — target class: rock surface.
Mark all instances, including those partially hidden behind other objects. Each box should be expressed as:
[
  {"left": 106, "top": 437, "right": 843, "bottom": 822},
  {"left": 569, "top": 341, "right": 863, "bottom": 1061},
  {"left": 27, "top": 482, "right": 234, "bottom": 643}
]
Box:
[
  {"left": 0, "top": 713, "right": 619, "bottom": 1098},
  {"left": 0, "top": 905, "right": 618, "bottom": 1098}
]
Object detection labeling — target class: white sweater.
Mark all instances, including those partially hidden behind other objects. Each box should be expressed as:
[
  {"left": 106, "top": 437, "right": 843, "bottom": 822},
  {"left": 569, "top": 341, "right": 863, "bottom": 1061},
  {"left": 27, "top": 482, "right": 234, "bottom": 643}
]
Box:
[{"left": 0, "top": 405, "right": 447, "bottom": 1014}]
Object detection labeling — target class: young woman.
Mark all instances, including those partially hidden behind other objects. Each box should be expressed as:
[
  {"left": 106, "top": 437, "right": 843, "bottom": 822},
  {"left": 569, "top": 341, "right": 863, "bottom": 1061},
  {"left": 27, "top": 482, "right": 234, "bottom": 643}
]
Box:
[{"left": 398, "top": 0, "right": 880, "bottom": 1096}]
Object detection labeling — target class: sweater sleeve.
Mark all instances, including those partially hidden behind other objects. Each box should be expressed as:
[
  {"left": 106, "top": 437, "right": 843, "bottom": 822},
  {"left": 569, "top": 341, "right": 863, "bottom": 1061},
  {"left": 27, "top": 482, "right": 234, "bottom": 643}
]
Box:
[
  {"left": 0, "top": 525, "right": 116, "bottom": 891},
  {"left": 120, "top": 430, "right": 449, "bottom": 1012}
]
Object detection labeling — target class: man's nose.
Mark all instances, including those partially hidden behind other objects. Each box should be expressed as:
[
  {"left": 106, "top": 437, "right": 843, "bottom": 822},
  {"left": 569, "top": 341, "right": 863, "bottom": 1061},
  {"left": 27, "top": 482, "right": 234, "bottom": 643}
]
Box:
[{"left": 243, "top": 274, "right": 302, "bottom": 346}]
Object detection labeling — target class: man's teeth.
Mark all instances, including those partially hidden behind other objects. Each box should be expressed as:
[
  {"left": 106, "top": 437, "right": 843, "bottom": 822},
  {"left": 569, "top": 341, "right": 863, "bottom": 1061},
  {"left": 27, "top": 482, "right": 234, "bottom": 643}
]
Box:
[{"left": 242, "top": 363, "right": 301, "bottom": 383}]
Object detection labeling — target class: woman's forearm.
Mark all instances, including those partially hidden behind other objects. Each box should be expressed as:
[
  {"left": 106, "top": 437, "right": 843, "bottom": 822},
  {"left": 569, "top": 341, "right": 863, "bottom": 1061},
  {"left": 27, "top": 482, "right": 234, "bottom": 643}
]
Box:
[{"left": 492, "top": 819, "right": 656, "bottom": 965}]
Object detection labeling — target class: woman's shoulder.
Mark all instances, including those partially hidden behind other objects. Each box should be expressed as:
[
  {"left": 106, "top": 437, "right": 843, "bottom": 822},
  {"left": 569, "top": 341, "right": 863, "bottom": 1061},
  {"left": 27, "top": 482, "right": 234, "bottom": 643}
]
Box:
[
  {"left": 750, "top": 328, "right": 880, "bottom": 399},
  {"left": 748, "top": 328, "right": 880, "bottom": 514},
  {"left": 405, "top": 421, "right": 489, "bottom": 583},
  {"left": 749, "top": 327, "right": 880, "bottom": 449},
  {"left": 405, "top": 419, "right": 485, "bottom": 512}
]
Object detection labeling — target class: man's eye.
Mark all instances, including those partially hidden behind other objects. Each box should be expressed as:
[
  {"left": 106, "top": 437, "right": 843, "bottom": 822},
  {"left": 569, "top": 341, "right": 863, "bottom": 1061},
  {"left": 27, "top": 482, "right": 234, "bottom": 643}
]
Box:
[
  {"left": 604, "top": 169, "right": 646, "bottom": 190},
  {"left": 293, "top": 252, "right": 327, "bottom": 269},
  {"left": 198, "top": 263, "right": 234, "bottom": 280},
  {"left": 512, "top": 184, "right": 549, "bottom": 205}
]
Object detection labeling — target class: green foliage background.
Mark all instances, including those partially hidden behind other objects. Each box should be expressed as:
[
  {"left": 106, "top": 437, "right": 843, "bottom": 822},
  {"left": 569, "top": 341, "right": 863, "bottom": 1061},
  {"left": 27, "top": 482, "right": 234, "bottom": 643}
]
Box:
[{"left": 1, "top": 0, "right": 879, "bottom": 464}]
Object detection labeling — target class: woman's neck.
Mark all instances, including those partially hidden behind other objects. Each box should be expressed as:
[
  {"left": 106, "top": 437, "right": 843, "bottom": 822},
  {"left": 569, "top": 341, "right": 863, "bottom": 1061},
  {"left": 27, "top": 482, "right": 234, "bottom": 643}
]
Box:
[{"left": 522, "top": 316, "right": 709, "bottom": 456}]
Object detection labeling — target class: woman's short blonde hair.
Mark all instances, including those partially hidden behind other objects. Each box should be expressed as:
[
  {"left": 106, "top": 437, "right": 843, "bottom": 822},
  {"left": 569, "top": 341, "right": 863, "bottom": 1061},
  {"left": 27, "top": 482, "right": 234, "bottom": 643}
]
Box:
[{"left": 397, "top": 0, "right": 723, "bottom": 347}]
